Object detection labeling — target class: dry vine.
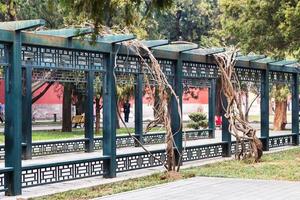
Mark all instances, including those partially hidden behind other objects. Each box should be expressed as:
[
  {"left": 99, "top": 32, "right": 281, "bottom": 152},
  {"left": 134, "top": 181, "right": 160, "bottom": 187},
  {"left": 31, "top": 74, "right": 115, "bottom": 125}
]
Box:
[
  {"left": 113, "top": 40, "right": 183, "bottom": 172},
  {"left": 214, "top": 48, "right": 263, "bottom": 162}
]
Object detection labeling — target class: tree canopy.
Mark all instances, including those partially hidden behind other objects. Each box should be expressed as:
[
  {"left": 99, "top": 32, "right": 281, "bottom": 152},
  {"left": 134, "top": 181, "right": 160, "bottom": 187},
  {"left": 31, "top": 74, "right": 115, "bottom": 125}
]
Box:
[{"left": 220, "top": 0, "right": 300, "bottom": 59}]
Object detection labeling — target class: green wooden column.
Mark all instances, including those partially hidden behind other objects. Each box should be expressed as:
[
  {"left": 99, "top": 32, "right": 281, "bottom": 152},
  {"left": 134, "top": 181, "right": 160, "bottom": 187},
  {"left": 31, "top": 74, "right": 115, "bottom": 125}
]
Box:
[
  {"left": 84, "top": 70, "right": 95, "bottom": 152},
  {"left": 170, "top": 57, "right": 183, "bottom": 165},
  {"left": 208, "top": 79, "right": 216, "bottom": 138},
  {"left": 292, "top": 73, "right": 299, "bottom": 145},
  {"left": 103, "top": 47, "right": 117, "bottom": 178},
  {"left": 134, "top": 72, "right": 143, "bottom": 146},
  {"left": 260, "top": 69, "right": 269, "bottom": 151},
  {"left": 22, "top": 66, "right": 32, "bottom": 159},
  {"left": 4, "top": 31, "right": 22, "bottom": 195},
  {"left": 221, "top": 94, "right": 231, "bottom": 157}
]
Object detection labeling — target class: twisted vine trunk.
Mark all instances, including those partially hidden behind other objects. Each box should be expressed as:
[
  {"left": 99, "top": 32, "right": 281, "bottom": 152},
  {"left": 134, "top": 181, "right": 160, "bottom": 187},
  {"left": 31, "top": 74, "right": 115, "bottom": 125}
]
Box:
[{"left": 214, "top": 48, "right": 263, "bottom": 162}]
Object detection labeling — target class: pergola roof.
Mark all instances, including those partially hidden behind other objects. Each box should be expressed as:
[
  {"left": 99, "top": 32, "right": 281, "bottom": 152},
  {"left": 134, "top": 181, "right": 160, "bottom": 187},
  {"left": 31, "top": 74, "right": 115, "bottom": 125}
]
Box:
[{"left": 0, "top": 19, "right": 299, "bottom": 73}]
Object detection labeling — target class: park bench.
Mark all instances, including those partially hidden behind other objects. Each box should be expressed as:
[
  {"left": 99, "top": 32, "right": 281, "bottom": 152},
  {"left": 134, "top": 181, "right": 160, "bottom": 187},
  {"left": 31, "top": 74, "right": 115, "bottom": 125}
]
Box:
[{"left": 72, "top": 114, "right": 85, "bottom": 128}]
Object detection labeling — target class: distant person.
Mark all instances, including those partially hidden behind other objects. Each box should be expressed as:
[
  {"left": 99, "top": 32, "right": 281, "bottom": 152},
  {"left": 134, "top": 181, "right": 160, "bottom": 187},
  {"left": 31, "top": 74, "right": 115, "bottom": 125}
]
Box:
[
  {"left": 123, "top": 100, "right": 131, "bottom": 123},
  {"left": 0, "top": 103, "right": 4, "bottom": 123}
]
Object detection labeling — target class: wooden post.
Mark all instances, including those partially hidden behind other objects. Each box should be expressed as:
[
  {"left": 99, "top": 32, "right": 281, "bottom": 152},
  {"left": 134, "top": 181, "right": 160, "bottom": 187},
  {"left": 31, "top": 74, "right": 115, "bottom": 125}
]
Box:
[
  {"left": 208, "top": 79, "right": 216, "bottom": 138},
  {"left": 292, "top": 73, "right": 299, "bottom": 145},
  {"left": 260, "top": 69, "right": 269, "bottom": 151},
  {"left": 84, "top": 70, "right": 95, "bottom": 152},
  {"left": 134, "top": 72, "right": 143, "bottom": 146},
  {"left": 103, "top": 47, "right": 117, "bottom": 178},
  {"left": 5, "top": 31, "right": 22, "bottom": 195},
  {"left": 22, "top": 66, "right": 32, "bottom": 159},
  {"left": 170, "top": 56, "right": 183, "bottom": 165}
]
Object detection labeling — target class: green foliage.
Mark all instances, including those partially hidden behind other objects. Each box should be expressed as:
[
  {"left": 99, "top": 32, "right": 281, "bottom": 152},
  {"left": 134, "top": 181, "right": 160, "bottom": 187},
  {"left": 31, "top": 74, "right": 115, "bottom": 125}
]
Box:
[
  {"left": 220, "top": 0, "right": 300, "bottom": 59},
  {"left": 187, "top": 112, "right": 208, "bottom": 129},
  {"left": 270, "top": 84, "right": 290, "bottom": 102},
  {"left": 22, "top": 0, "right": 64, "bottom": 28},
  {"left": 147, "top": 0, "right": 220, "bottom": 43},
  {"left": 60, "top": 0, "right": 173, "bottom": 36}
]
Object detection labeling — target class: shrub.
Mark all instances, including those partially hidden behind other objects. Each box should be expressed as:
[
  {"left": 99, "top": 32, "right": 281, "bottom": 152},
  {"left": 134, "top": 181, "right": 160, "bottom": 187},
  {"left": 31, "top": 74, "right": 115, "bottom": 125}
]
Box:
[{"left": 187, "top": 112, "right": 208, "bottom": 130}]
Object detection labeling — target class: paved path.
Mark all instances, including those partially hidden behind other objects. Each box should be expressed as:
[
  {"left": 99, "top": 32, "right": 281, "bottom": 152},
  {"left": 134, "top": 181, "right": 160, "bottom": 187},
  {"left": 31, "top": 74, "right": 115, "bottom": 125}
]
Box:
[{"left": 96, "top": 177, "right": 300, "bottom": 200}]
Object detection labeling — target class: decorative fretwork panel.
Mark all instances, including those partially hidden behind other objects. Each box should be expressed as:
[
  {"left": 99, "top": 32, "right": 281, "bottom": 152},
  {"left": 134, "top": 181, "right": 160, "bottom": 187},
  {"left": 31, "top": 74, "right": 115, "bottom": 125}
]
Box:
[
  {"left": 184, "top": 129, "right": 211, "bottom": 140},
  {"left": 231, "top": 141, "right": 251, "bottom": 155},
  {"left": 0, "top": 145, "right": 4, "bottom": 160},
  {"left": 32, "top": 139, "right": 86, "bottom": 156},
  {"left": 116, "top": 56, "right": 139, "bottom": 73},
  {"left": 32, "top": 69, "right": 87, "bottom": 83},
  {"left": 116, "top": 73, "right": 136, "bottom": 85},
  {"left": 22, "top": 45, "right": 105, "bottom": 71},
  {"left": 0, "top": 172, "right": 4, "bottom": 192},
  {"left": 94, "top": 138, "right": 103, "bottom": 150},
  {"left": 269, "top": 135, "right": 293, "bottom": 148},
  {"left": 116, "top": 151, "right": 166, "bottom": 172},
  {"left": 0, "top": 44, "right": 8, "bottom": 67},
  {"left": 236, "top": 68, "right": 262, "bottom": 82},
  {"left": 182, "top": 62, "right": 218, "bottom": 79},
  {"left": 159, "top": 59, "right": 175, "bottom": 77},
  {"left": 116, "top": 136, "right": 135, "bottom": 148},
  {"left": 269, "top": 71, "right": 293, "bottom": 84},
  {"left": 21, "top": 159, "right": 105, "bottom": 187},
  {"left": 0, "top": 130, "right": 212, "bottom": 159},
  {"left": 182, "top": 143, "right": 223, "bottom": 161},
  {"left": 182, "top": 78, "right": 211, "bottom": 88},
  {"left": 143, "top": 133, "right": 165, "bottom": 145}
]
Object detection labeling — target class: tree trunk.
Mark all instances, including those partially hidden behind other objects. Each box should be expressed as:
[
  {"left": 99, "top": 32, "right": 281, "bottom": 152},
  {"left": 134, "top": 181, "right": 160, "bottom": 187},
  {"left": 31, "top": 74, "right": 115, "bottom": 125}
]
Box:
[
  {"left": 95, "top": 97, "right": 101, "bottom": 133},
  {"left": 62, "top": 83, "right": 72, "bottom": 132},
  {"left": 215, "top": 78, "right": 222, "bottom": 116},
  {"left": 273, "top": 100, "right": 287, "bottom": 131},
  {"left": 75, "top": 93, "right": 85, "bottom": 115}
]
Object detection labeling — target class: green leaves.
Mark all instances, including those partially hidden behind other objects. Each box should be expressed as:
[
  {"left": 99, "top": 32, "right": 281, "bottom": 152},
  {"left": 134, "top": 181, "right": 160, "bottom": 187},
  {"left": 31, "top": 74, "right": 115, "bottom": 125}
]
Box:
[{"left": 220, "top": 0, "right": 300, "bottom": 60}]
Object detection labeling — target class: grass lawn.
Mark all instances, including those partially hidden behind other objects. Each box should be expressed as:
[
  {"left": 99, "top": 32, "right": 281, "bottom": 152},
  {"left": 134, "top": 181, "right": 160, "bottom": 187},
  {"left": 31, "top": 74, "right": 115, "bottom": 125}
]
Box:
[
  {"left": 30, "top": 147, "right": 300, "bottom": 200},
  {"left": 0, "top": 127, "right": 163, "bottom": 144}
]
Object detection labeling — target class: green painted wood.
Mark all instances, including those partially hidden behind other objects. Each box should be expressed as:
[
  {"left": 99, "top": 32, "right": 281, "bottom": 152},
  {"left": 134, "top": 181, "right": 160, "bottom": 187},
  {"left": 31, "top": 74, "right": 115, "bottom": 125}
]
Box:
[
  {"left": 208, "top": 79, "right": 216, "bottom": 138},
  {"left": 0, "top": 19, "right": 45, "bottom": 31},
  {"left": 153, "top": 43, "right": 198, "bottom": 52},
  {"left": 96, "top": 34, "right": 135, "bottom": 43},
  {"left": 141, "top": 40, "right": 169, "bottom": 48},
  {"left": 292, "top": 73, "right": 299, "bottom": 145},
  {"left": 22, "top": 67, "right": 32, "bottom": 160},
  {"left": 134, "top": 72, "right": 143, "bottom": 145},
  {"left": 4, "top": 31, "right": 22, "bottom": 196},
  {"left": 221, "top": 94, "right": 231, "bottom": 157},
  {"left": 261, "top": 69, "right": 269, "bottom": 151},
  {"left": 170, "top": 57, "right": 183, "bottom": 165},
  {"left": 84, "top": 71, "right": 95, "bottom": 152},
  {"left": 35, "top": 28, "right": 93, "bottom": 38},
  {"left": 103, "top": 47, "right": 117, "bottom": 178}
]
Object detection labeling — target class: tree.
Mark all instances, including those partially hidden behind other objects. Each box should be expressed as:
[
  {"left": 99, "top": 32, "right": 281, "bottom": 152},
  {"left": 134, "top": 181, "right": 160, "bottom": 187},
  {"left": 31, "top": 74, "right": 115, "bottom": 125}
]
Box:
[
  {"left": 60, "top": 0, "right": 173, "bottom": 36},
  {"left": 219, "top": 0, "right": 300, "bottom": 130},
  {"left": 146, "top": 0, "right": 220, "bottom": 43}
]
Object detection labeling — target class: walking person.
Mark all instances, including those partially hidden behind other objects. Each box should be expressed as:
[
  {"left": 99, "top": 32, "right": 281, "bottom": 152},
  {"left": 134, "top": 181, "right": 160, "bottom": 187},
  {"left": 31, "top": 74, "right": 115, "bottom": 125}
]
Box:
[{"left": 123, "top": 100, "right": 131, "bottom": 123}]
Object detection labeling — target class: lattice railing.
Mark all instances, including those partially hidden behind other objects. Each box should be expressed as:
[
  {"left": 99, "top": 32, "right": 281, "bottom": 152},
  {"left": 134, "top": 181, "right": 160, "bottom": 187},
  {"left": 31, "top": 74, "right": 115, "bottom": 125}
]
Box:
[
  {"left": 182, "top": 143, "right": 223, "bottom": 161},
  {"left": 0, "top": 130, "right": 212, "bottom": 159},
  {"left": 116, "top": 150, "right": 166, "bottom": 172},
  {"left": 269, "top": 134, "right": 293, "bottom": 148},
  {"left": 21, "top": 157, "right": 107, "bottom": 188}
]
